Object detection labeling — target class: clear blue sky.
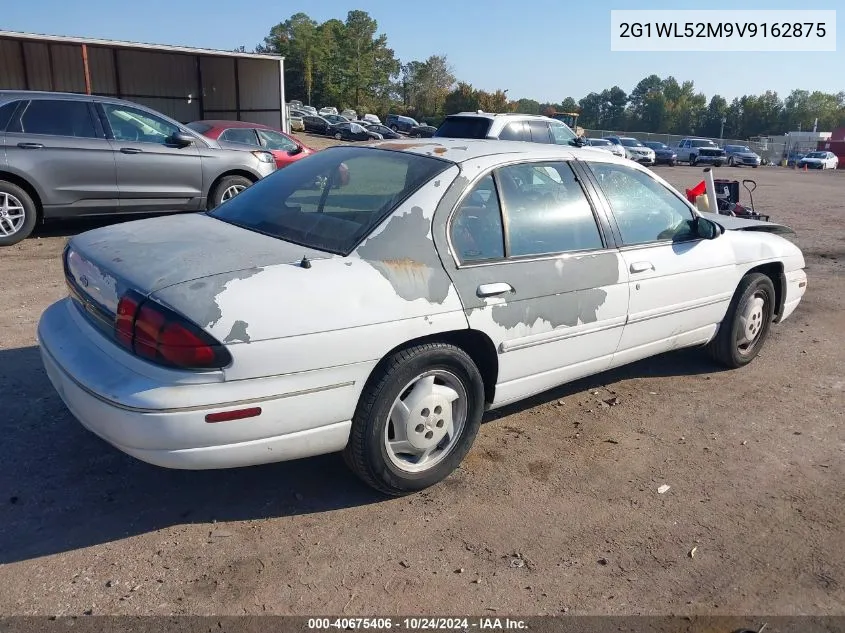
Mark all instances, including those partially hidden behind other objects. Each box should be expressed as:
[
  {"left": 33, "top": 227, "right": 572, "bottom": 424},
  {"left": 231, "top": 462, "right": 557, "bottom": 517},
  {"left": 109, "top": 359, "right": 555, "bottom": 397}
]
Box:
[{"left": 2, "top": 0, "right": 841, "bottom": 103}]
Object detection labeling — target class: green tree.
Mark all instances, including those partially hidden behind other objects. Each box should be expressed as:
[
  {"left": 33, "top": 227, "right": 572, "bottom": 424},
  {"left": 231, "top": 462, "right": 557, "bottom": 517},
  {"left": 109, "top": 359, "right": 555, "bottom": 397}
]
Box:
[
  {"left": 515, "top": 98, "right": 541, "bottom": 114},
  {"left": 444, "top": 82, "right": 479, "bottom": 114}
]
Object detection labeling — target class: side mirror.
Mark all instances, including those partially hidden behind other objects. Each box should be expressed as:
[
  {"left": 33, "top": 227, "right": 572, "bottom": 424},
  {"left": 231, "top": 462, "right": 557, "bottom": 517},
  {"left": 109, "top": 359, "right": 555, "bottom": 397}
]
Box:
[
  {"left": 170, "top": 131, "right": 195, "bottom": 147},
  {"left": 288, "top": 145, "right": 303, "bottom": 155},
  {"left": 695, "top": 216, "right": 722, "bottom": 240}
]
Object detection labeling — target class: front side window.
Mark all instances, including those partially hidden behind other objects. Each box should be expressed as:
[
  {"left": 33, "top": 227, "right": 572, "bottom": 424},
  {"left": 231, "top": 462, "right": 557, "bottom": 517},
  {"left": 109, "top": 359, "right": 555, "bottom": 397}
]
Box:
[
  {"left": 550, "top": 122, "right": 576, "bottom": 144},
  {"left": 210, "top": 146, "right": 450, "bottom": 255},
  {"left": 103, "top": 104, "right": 180, "bottom": 145},
  {"left": 15, "top": 100, "right": 97, "bottom": 138},
  {"left": 588, "top": 162, "right": 696, "bottom": 246},
  {"left": 258, "top": 129, "right": 297, "bottom": 151},
  {"left": 450, "top": 174, "right": 505, "bottom": 263},
  {"left": 496, "top": 162, "right": 604, "bottom": 257},
  {"left": 220, "top": 128, "right": 259, "bottom": 145}
]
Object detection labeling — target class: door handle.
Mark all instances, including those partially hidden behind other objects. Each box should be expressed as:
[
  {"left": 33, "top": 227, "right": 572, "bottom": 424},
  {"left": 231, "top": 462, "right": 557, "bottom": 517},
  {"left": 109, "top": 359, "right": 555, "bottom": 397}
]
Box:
[
  {"left": 17, "top": 142, "right": 44, "bottom": 149},
  {"left": 477, "top": 282, "right": 514, "bottom": 298},
  {"left": 629, "top": 261, "right": 655, "bottom": 274},
  {"left": 120, "top": 147, "right": 143, "bottom": 154}
]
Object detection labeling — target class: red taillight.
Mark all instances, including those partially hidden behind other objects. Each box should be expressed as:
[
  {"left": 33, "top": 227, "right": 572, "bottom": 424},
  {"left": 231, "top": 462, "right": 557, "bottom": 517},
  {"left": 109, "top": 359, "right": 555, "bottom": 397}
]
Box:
[
  {"left": 115, "top": 295, "right": 139, "bottom": 347},
  {"left": 112, "top": 292, "right": 231, "bottom": 370}
]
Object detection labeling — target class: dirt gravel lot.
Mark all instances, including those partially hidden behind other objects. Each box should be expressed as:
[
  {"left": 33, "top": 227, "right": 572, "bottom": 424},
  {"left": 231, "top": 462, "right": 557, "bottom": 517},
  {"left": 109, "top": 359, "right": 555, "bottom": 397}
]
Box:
[{"left": 1, "top": 144, "right": 843, "bottom": 616}]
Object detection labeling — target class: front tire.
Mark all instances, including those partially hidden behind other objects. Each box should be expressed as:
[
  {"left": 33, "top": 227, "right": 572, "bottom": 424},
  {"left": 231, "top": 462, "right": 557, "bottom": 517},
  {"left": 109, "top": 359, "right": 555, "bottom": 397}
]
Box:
[
  {"left": 335, "top": 132, "right": 343, "bottom": 140},
  {"left": 208, "top": 175, "right": 252, "bottom": 210},
  {"left": 690, "top": 154, "right": 698, "bottom": 166},
  {"left": 343, "top": 343, "right": 485, "bottom": 496},
  {"left": 729, "top": 157, "right": 736, "bottom": 167},
  {"left": 706, "top": 273, "right": 776, "bottom": 368},
  {"left": 0, "top": 181, "right": 38, "bottom": 246}
]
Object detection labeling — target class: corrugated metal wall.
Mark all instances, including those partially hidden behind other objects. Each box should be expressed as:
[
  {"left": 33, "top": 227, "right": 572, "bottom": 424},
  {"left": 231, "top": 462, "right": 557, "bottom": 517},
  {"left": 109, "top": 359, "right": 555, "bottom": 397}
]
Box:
[{"left": 0, "top": 36, "right": 285, "bottom": 129}]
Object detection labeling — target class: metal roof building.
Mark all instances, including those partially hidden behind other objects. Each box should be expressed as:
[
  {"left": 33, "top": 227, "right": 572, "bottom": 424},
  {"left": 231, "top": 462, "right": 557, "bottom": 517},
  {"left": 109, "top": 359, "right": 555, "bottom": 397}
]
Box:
[{"left": 0, "top": 30, "right": 289, "bottom": 132}]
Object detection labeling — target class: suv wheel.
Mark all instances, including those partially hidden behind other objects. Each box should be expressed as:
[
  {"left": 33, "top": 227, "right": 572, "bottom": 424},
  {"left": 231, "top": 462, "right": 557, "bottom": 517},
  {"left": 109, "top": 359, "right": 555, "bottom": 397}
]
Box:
[
  {"left": 690, "top": 154, "right": 698, "bottom": 166},
  {"left": 0, "top": 181, "right": 38, "bottom": 247},
  {"left": 208, "top": 175, "right": 252, "bottom": 209},
  {"left": 390, "top": 125, "right": 399, "bottom": 132}
]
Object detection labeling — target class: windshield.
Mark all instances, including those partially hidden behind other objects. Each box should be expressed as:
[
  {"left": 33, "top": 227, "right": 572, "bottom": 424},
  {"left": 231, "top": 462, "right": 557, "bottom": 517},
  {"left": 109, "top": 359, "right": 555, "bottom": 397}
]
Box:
[
  {"left": 805, "top": 152, "right": 826, "bottom": 158},
  {"left": 691, "top": 139, "right": 717, "bottom": 147},
  {"left": 209, "top": 146, "right": 450, "bottom": 255},
  {"left": 645, "top": 142, "right": 666, "bottom": 149},
  {"left": 620, "top": 138, "right": 643, "bottom": 147}
]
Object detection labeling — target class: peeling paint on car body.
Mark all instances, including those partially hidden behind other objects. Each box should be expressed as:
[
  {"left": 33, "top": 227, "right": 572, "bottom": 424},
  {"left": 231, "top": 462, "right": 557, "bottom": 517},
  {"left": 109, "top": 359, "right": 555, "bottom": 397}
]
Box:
[{"left": 224, "top": 320, "right": 251, "bottom": 344}]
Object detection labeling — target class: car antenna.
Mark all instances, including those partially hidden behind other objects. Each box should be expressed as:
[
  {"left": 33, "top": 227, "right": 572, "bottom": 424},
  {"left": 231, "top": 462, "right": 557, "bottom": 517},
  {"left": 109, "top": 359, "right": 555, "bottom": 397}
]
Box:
[{"left": 299, "top": 254, "right": 312, "bottom": 269}]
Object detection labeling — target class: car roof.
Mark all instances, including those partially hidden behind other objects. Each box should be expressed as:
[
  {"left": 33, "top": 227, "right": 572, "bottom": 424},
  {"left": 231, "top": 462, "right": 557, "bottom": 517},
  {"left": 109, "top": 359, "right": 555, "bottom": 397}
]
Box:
[
  {"left": 191, "top": 120, "right": 274, "bottom": 130},
  {"left": 366, "top": 137, "right": 630, "bottom": 164},
  {"left": 0, "top": 89, "right": 153, "bottom": 107},
  {"left": 446, "top": 111, "right": 559, "bottom": 122}
]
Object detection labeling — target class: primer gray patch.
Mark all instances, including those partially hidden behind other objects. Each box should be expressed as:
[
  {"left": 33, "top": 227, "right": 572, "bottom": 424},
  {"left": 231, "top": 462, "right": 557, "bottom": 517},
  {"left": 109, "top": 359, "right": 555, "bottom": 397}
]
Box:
[
  {"left": 154, "top": 267, "right": 264, "bottom": 329},
  {"left": 357, "top": 206, "right": 452, "bottom": 304},
  {"left": 224, "top": 320, "right": 251, "bottom": 343},
  {"left": 490, "top": 289, "right": 609, "bottom": 329}
]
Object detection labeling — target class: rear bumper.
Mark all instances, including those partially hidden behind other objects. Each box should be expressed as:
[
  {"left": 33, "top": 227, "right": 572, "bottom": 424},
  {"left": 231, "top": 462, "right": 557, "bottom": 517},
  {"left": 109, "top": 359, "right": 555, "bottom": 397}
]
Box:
[{"left": 37, "top": 299, "right": 360, "bottom": 469}]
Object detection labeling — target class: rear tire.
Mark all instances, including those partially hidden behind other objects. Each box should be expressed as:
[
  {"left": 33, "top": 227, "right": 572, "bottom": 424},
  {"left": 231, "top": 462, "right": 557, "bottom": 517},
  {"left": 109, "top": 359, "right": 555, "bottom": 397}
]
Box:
[
  {"left": 706, "top": 273, "right": 776, "bottom": 368},
  {"left": 208, "top": 175, "right": 252, "bottom": 210},
  {"left": 343, "top": 342, "right": 485, "bottom": 496},
  {"left": 0, "top": 181, "right": 37, "bottom": 247}
]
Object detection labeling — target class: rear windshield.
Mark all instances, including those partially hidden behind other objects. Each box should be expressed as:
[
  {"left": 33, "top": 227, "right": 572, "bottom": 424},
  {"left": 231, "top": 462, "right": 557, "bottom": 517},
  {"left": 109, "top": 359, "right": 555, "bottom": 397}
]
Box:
[
  {"left": 434, "top": 116, "right": 493, "bottom": 139},
  {"left": 209, "top": 146, "right": 450, "bottom": 255}
]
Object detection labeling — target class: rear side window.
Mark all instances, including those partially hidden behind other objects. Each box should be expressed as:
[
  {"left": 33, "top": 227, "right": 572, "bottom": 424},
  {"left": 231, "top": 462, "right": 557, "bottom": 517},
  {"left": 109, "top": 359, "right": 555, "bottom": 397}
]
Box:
[
  {"left": 0, "top": 100, "right": 20, "bottom": 132},
  {"left": 220, "top": 128, "right": 259, "bottom": 145},
  {"left": 434, "top": 116, "right": 492, "bottom": 139},
  {"left": 13, "top": 100, "right": 97, "bottom": 138},
  {"left": 528, "top": 121, "right": 552, "bottom": 143},
  {"left": 499, "top": 121, "right": 528, "bottom": 141},
  {"left": 496, "top": 162, "right": 604, "bottom": 257},
  {"left": 450, "top": 174, "right": 505, "bottom": 263}
]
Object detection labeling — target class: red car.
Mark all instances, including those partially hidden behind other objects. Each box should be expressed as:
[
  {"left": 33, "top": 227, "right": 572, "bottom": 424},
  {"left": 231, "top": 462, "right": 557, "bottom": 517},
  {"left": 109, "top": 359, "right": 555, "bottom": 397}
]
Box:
[{"left": 186, "top": 120, "right": 314, "bottom": 169}]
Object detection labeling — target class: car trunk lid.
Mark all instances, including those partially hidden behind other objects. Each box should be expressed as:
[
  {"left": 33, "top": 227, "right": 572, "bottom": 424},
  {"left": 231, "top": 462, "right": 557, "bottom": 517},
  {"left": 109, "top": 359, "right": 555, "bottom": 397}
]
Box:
[{"left": 64, "top": 213, "right": 330, "bottom": 329}]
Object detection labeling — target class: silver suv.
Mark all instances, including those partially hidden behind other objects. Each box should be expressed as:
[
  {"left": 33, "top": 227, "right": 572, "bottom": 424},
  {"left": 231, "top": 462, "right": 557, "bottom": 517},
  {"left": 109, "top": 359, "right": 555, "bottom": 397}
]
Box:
[
  {"left": 434, "top": 112, "right": 583, "bottom": 146},
  {"left": 0, "top": 91, "right": 277, "bottom": 246}
]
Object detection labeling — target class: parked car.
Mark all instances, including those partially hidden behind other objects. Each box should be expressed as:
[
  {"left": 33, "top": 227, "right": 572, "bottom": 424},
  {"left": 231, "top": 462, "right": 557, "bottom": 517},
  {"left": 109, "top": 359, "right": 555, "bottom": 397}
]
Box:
[
  {"left": 362, "top": 113, "right": 381, "bottom": 124},
  {"left": 408, "top": 124, "right": 437, "bottom": 138},
  {"left": 797, "top": 150, "right": 838, "bottom": 170},
  {"left": 385, "top": 114, "right": 420, "bottom": 134},
  {"left": 724, "top": 144, "right": 761, "bottom": 168},
  {"left": 341, "top": 109, "right": 357, "bottom": 119},
  {"left": 604, "top": 136, "right": 656, "bottom": 166},
  {"left": 675, "top": 138, "right": 726, "bottom": 166},
  {"left": 785, "top": 152, "right": 805, "bottom": 167},
  {"left": 290, "top": 116, "right": 305, "bottom": 132},
  {"left": 186, "top": 120, "right": 314, "bottom": 170},
  {"left": 328, "top": 121, "right": 383, "bottom": 142},
  {"left": 323, "top": 114, "right": 351, "bottom": 126},
  {"left": 38, "top": 139, "right": 807, "bottom": 495},
  {"left": 300, "top": 105, "right": 318, "bottom": 116},
  {"left": 587, "top": 137, "right": 626, "bottom": 158},
  {"left": 364, "top": 123, "right": 401, "bottom": 139},
  {"left": 288, "top": 100, "right": 303, "bottom": 108},
  {"left": 0, "top": 90, "right": 276, "bottom": 246},
  {"left": 435, "top": 112, "right": 582, "bottom": 147},
  {"left": 302, "top": 115, "right": 333, "bottom": 135},
  {"left": 643, "top": 141, "right": 678, "bottom": 165},
  {"left": 319, "top": 107, "right": 338, "bottom": 117}
]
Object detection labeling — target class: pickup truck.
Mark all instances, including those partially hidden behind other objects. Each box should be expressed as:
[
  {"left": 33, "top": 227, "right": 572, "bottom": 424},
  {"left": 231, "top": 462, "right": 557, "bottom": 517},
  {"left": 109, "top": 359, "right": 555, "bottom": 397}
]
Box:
[{"left": 675, "top": 138, "right": 726, "bottom": 166}]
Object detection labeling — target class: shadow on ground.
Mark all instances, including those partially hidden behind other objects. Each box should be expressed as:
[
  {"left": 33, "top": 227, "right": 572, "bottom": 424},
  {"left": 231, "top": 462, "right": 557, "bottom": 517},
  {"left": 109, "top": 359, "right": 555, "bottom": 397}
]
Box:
[{"left": 0, "top": 343, "right": 723, "bottom": 564}]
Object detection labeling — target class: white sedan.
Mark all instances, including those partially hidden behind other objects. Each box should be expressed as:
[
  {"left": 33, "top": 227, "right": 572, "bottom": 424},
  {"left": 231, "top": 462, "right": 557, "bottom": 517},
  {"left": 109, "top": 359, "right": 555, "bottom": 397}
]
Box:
[
  {"left": 798, "top": 151, "right": 839, "bottom": 170},
  {"left": 38, "top": 139, "right": 808, "bottom": 496}
]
